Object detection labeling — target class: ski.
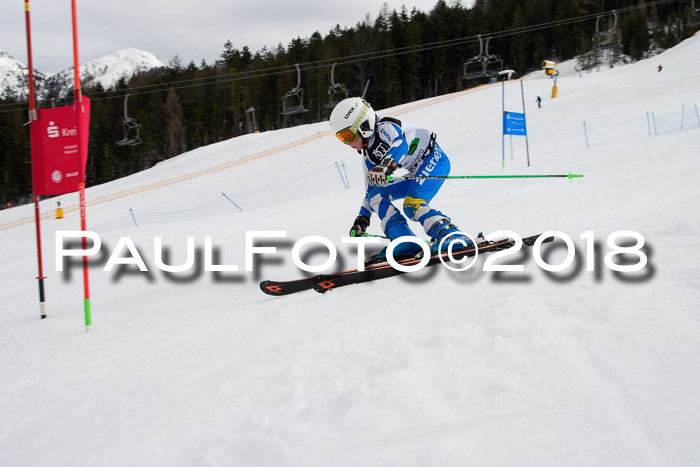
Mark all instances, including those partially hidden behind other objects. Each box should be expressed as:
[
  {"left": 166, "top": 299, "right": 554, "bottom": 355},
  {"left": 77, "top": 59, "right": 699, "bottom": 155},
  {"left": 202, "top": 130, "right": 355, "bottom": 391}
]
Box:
[
  {"left": 311, "top": 233, "right": 549, "bottom": 293},
  {"left": 260, "top": 277, "right": 316, "bottom": 296},
  {"left": 259, "top": 233, "right": 552, "bottom": 296}
]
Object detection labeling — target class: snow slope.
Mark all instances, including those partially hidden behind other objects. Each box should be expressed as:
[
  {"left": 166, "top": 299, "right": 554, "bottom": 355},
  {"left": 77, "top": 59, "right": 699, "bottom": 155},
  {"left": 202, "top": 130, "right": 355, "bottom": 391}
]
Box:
[{"left": 1, "top": 34, "right": 699, "bottom": 467}]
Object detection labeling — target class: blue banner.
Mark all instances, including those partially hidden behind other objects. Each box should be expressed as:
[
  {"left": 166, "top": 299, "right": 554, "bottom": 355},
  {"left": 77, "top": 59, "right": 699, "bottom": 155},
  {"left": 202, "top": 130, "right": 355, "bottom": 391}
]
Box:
[{"left": 503, "top": 111, "right": 527, "bottom": 136}]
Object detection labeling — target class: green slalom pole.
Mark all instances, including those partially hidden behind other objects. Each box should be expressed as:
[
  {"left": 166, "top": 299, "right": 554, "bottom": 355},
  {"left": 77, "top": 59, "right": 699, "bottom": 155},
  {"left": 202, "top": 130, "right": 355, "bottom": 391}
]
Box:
[{"left": 387, "top": 171, "right": 582, "bottom": 182}]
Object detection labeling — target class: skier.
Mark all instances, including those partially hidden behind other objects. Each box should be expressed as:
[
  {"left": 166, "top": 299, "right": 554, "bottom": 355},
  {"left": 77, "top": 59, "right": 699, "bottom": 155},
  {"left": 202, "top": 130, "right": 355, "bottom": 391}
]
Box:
[
  {"left": 536, "top": 96, "right": 542, "bottom": 108},
  {"left": 329, "top": 97, "right": 472, "bottom": 263}
]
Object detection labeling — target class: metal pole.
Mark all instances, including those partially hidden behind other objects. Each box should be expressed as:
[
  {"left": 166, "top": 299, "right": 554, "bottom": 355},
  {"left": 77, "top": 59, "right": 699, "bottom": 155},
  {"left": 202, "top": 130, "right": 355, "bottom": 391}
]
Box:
[
  {"left": 334, "top": 162, "right": 349, "bottom": 189},
  {"left": 221, "top": 193, "right": 243, "bottom": 211},
  {"left": 501, "top": 80, "right": 505, "bottom": 168},
  {"left": 681, "top": 104, "right": 685, "bottom": 131},
  {"left": 583, "top": 121, "right": 590, "bottom": 149},
  {"left": 388, "top": 173, "right": 583, "bottom": 181},
  {"left": 520, "top": 80, "right": 530, "bottom": 166},
  {"left": 72, "top": 0, "right": 91, "bottom": 332},
  {"left": 129, "top": 208, "right": 139, "bottom": 226},
  {"left": 510, "top": 135, "right": 513, "bottom": 162},
  {"left": 646, "top": 112, "right": 651, "bottom": 137},
  {"left": 25, "top": 0, "right": 46, "bottom": 319},
  {"left": 341, "top": 161, "right": 350, "bottom": 189}
]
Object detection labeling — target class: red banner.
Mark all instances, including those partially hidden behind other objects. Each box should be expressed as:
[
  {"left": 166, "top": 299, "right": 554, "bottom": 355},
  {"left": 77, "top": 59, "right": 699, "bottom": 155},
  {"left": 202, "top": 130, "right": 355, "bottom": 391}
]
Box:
[{"left": 30, "top": 97, "right": 90, "bottom": 195}]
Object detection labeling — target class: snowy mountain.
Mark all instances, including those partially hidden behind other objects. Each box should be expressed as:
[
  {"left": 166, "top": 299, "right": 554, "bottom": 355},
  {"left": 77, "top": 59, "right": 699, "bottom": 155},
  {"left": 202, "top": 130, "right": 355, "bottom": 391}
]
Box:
[
  {"left": 0, "top": 49, "right": 45, "bottom": 99},
  {"left": 1, "top": 33, "right": 699, "bottom": 467},
  {"left": 0, "top": 47, "right": 165, "bottom": 99},
  {"left": 43, "top": 48, "right": 166, "bottom": 98}
]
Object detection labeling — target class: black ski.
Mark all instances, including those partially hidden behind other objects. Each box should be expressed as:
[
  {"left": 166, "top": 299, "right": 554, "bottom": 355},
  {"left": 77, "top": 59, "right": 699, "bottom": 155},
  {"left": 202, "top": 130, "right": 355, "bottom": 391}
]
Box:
[
  {"left": 260, "top": 277, "right": 316, "bottom": 296},
  {"left": 260, "top": 233, "right": 552, "bottom": 296},
  {"left": 312, "top": 234, "right": 549, "bottom": 293}
]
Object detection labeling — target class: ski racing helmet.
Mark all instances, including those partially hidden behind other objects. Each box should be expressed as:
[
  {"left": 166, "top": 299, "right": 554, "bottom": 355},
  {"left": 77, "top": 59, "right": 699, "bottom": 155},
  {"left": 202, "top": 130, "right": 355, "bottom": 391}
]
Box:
[{"left": 329, "top": 97, "right": 376, "bottom": 144}]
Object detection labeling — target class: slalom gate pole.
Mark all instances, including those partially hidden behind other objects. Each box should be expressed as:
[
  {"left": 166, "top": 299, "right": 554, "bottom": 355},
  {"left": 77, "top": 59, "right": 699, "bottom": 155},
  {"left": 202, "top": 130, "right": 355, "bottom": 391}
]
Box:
[
  {"left": 72, "top": 0, "right": 91, "bottom": 332},
  {"left": 501, "top": 80, "right": 505, "bottom": 168},
  {"left": 25, "top": 0, "right": 46, "bottom": 319},
  {"left": 520, "top": 80, "right": 531, "bottom": 167},
  {"left": 387, "top": 172, "right": 583, "bottom": 182}
]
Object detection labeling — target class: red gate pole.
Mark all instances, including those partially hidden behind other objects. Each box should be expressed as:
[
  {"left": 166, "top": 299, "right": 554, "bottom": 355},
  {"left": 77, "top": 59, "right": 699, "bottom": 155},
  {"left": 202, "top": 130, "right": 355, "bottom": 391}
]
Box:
[
  {"left": 25, "top": 0, "right": 47, "bottom": 319},
  {"left": 71, "top": 0, "right": 92, "bottom": 332}
]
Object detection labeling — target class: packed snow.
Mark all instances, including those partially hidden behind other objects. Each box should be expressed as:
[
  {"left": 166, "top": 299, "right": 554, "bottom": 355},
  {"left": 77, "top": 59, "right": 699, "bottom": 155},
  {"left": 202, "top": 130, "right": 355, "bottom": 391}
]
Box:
[{"left": 1, "top": 33, "right": 699, "bottom": 467}]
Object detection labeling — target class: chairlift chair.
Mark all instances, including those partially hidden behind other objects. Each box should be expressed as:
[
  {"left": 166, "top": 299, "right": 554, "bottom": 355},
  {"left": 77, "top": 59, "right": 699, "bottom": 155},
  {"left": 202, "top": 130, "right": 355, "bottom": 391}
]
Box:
[
  {"left": 592, "top": 10, "right": 622, "bottom": 51},
  {"left": 463, "top": 35, "right": 503, "bottom": 81},
  {"left": 324, "top": 63, "right": 349, "bottom": 109},
  {"left": 689, "top": 0, "right": 700, "bottom": 27},
  {"left": 115, "top": 94, "right": 142, "bottom": 146},
  {"left": 280, "top": 63, "right": 308, "bottom": 116}
]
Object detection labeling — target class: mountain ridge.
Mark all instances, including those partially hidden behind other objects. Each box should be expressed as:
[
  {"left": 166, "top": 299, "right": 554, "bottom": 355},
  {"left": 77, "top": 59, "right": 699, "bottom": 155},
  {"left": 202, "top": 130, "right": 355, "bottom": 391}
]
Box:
[{"left": 0, "top": 47, "right": 165, "bottom": 99}]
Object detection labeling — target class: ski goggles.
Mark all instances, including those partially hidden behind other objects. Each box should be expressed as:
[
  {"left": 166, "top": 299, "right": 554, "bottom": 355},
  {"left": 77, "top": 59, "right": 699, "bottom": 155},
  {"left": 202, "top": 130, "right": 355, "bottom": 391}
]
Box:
[{"left": 335, "top": 127, "right": 360, "bottom": 144}]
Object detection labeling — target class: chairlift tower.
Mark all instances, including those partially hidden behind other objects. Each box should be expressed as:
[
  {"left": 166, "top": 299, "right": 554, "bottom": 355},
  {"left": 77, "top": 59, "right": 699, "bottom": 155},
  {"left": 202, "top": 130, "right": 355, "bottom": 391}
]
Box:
[
  {"left": 324, "top": 63, "right": 349, "bottom": 109},
  {"left": 462, "top": 35, "right": 503, "bottom": 82},
  {"left": 280, "top": 63, "right": 308, "bottom": 124},
  {"left": 246, "top": 107, "right": 259, "bottom": 133},
  {"left": 115, "top": 94, "right": 142, "bottom": 146}
]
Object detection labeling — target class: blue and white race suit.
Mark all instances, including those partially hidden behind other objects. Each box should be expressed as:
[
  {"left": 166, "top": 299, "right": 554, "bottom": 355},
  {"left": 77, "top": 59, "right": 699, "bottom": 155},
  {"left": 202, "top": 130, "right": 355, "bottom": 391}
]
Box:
[{"left": 357, "top": 118, "right": 455, "bottom": 242}]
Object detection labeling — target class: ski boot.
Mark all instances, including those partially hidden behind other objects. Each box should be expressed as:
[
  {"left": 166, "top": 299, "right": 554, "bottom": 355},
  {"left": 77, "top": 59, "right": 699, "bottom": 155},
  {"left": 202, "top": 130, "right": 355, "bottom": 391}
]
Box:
[
  {"left": 426, "top": 219, "right": 475, "bottom": 255},
  {"left": 365, "top": 238, "right": 424, "bottom": 266}
]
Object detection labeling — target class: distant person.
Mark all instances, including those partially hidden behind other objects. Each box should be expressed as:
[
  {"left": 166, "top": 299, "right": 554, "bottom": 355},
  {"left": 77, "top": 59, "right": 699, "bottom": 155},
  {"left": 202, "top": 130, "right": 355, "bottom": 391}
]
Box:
[
  {"left": 536, "top": 96, "right": 542, "bottom": 109},
  {"left": 658, "top": 64, "right": 663, "bottom": 72}
]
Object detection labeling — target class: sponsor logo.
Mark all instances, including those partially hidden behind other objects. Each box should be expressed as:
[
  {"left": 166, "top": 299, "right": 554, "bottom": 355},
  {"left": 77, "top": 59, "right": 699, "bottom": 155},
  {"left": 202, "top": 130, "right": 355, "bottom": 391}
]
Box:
[
  {"left": 372, "top": 142, "right": 391, "bottom": 159},
  {"left": 47, "top": 121, "right": 78, "bottom": 139},
  {"left": 47, "top": 121, "right": 59, "bottom": 138},
  {"left": 51, "top": 170, "right": 63, "bottom": 184},
  {"left": 344, "top": 106, "right": 355, "bottom": 119}
]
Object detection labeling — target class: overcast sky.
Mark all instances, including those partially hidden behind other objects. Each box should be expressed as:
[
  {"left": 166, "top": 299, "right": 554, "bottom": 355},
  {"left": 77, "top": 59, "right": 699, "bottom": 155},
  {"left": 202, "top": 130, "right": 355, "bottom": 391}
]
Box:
[{"left": 1, "top": 0, "right": 450, "bottom": 74}]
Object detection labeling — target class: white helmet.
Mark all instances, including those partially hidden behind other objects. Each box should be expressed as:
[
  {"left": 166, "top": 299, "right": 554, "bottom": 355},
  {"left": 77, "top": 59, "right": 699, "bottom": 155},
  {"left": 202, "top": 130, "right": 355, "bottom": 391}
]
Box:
[{"left": 329, "top": 97, "right": 376, "bottom": 144}]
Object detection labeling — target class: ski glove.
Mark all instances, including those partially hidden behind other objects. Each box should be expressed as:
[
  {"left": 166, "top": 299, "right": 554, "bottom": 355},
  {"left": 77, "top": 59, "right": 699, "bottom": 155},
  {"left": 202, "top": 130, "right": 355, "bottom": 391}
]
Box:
[
  {"left": 367, "top": 158, "right": 397, "bottom": 186},
  {"left": 349, "top": 215, "right": 370, "bottom": 237}
]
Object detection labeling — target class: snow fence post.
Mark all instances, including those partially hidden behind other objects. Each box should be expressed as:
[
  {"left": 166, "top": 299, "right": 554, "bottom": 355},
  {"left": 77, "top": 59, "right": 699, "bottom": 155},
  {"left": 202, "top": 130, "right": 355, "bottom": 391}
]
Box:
[
  {"left": 335, "top": 162, "right": 350, "bottom": 189},
  {"left": 129, "top": 209, "right": 138, "bottom": 227},
  {"left": 221, "top": 193, "right": 244, "bottom": 211},
  {"left": 342, "top": 162, "right": 350, "bottom": 189},
  {"left": 583, "top": 121, "right": 590, "bottom": 149},
  {"left": 681, "top": 104, "right": 685, "bottom": 131},
  {"left": 646, "top": 112, "right": 652, "bottom": 137}
]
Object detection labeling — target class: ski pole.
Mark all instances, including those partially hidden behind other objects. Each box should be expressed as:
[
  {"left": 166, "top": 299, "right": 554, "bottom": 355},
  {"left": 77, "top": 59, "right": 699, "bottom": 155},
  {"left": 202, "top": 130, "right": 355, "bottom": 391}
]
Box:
[
  {"left": 355, "top": 232, "right": 433, "bottom": 243},
  {"left": 363, "top": 233, "right": 389, "bottom": 240},
  {"left": 387, "top": 171, "right": 583, "bottom": 181}
]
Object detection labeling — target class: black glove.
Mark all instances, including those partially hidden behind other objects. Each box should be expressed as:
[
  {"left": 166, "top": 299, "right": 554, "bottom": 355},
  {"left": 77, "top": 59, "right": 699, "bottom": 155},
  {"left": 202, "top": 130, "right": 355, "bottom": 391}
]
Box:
[
  {"left": 367, "top": 158, "right": 397, "bottom": 186},
  {"left": 349, "top": 215, "right": 370, "bottom": 237}
]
